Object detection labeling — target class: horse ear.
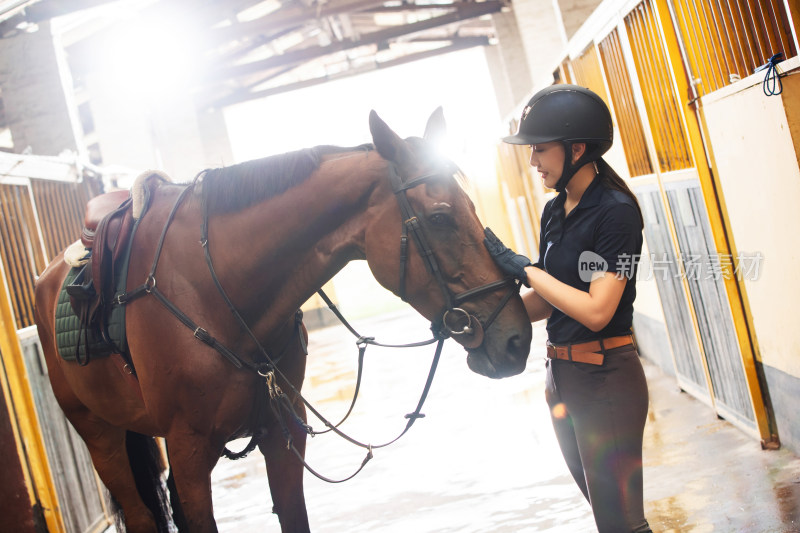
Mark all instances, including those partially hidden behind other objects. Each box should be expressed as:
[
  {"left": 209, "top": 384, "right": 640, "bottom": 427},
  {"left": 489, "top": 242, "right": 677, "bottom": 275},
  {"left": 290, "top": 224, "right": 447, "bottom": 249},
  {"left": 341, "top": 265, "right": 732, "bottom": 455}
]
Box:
[
  {"left": 423, "top": 106, "right": 446, "bottom": 146},
  {"left": 369, "top": 110, "right": 404, "bottom": 162}
]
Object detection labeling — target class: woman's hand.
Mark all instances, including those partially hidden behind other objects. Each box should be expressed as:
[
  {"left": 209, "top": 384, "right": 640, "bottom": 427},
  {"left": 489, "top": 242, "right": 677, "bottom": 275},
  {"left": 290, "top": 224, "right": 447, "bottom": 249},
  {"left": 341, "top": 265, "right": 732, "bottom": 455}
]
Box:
[{"left": 483, "top": 228, "right": 532, "bottom": 286}]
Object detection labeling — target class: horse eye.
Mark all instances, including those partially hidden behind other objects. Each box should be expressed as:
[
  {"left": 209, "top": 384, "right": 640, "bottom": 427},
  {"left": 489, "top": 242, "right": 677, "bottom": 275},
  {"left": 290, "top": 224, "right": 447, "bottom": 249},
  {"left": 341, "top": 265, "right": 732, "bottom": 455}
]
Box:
[{"left": 429, "top": 213, "right": 453, "bottom": 226}]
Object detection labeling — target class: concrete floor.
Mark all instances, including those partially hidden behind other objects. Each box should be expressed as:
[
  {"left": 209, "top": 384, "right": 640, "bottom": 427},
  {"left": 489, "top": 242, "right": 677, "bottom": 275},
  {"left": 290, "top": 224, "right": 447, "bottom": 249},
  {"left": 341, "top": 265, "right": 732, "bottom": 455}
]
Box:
[
  {"left": 641, "top": 359, "right": 800, "bottom": 532},
  {"left": 210, "top": 309, "right": 800, "bottom": 532}
]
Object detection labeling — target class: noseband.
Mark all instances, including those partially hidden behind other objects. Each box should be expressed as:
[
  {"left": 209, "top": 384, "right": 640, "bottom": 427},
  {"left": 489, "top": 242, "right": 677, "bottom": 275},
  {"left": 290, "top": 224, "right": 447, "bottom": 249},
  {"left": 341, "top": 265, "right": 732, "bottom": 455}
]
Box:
[{"left": 388, "top": 165, "right": 521, "bottom": 346}]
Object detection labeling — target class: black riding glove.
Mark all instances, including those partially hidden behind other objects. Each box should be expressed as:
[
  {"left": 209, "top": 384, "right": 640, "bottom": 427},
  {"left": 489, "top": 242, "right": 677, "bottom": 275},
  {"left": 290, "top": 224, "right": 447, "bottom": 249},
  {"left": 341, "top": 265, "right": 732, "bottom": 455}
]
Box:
[{"left": 483, "top": 228, "right": 532, "bottom": 287}]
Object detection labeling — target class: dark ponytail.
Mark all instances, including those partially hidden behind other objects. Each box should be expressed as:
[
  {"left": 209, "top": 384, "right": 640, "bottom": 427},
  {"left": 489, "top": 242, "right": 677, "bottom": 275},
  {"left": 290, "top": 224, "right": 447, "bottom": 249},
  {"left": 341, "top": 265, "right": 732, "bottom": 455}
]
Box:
[{"left": 596, "top": 158, "right": 644, "bottom": 229}]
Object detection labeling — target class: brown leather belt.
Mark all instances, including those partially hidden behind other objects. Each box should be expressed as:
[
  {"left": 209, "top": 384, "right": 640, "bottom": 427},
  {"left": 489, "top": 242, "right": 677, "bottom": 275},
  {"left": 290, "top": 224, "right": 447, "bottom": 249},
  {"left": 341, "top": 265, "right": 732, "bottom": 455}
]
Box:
[{"left": 546, "top": 335, "right": 634, "bottom": 366}]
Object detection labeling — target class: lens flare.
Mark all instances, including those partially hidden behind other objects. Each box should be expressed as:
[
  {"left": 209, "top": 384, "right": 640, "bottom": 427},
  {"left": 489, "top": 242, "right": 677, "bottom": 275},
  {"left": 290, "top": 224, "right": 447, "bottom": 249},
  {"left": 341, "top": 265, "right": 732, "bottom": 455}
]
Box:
[{"left": 551, "top": 402, "right": 568, "bottom": 419}]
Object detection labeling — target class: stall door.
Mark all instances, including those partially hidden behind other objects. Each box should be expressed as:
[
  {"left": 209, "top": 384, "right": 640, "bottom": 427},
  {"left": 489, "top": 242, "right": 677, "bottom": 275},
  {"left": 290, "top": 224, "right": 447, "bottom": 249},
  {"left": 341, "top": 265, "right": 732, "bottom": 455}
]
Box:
[
  {"left": 665, "top": 180, "right": 756, "bottom": 430},
  {"left": 19, "top": 329, "right": 109, "bottom": 533},
  {"left": 637, "top": 185, "right": 708, "bottom": 398}
]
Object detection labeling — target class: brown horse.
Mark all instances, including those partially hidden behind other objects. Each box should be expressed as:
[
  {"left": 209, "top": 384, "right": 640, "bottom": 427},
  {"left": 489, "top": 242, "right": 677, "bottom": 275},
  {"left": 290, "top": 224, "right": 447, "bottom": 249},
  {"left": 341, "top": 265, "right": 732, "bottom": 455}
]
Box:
[{"left": 34, "top": 109, "right": 532, "bottom": 532}]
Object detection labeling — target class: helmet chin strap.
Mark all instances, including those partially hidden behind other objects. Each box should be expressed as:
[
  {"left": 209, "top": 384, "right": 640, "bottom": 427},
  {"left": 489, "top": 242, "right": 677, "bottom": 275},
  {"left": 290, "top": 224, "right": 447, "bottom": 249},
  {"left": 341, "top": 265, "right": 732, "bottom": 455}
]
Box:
[
  {"left": 554, "top": 142, "right": 579, "bottom": 193},
  {"left": 554, "top": 141, "right": 595, "bottom": 193}
]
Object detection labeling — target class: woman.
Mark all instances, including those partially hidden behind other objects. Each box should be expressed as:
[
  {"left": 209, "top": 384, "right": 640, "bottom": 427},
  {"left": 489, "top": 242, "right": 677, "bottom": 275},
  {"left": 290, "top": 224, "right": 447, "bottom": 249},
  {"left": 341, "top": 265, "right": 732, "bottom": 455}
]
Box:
[{"left": 485, "top": 84, "right": 651, "bottom": 533}]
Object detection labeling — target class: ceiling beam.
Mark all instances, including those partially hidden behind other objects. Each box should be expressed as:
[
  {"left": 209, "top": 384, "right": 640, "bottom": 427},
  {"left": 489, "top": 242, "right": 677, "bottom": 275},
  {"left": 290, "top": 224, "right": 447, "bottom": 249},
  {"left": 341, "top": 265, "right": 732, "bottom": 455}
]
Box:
[
  {"left": 63, "top": 0, "right": 263, "bottom": 64},
  {"left": 205, "top": 0, "right": 390, "bottom": 48},
  {"left": 0, "top": 0, "right": 117, "bottom": 36},
  {"left": 208, "top": 35, "right": 490, "bottom": 108},
  {"left": 18, "top": 0, "right": 118, "bottom": 21},
  {"left": 208, "top": 0, "right": 504, "bottom": 80},
  {"left": 363, "top": 3, "right": 467, "bottom": 12}
]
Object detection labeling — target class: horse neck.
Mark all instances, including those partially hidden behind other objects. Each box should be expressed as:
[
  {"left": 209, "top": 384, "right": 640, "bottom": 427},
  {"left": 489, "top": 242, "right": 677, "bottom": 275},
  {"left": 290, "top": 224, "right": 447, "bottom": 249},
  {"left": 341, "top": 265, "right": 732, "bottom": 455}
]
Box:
[{"left": 210, "top": 150, "right": 392, "bottom": 333}]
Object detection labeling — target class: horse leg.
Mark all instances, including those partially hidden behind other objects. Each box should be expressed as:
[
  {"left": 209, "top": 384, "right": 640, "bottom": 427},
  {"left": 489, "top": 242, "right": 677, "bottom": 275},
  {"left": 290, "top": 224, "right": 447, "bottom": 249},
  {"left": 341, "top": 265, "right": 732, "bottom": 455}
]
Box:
[
  {"left": 259, "top": 400, "right": 310, "bottom": 533},
  {"left": 65, "top": 406, "right": 164, "bottom": 532},
  {"left": 37, "top": 323, "right": 165, "bottom": 530},
  {"left": 165, "top": 432, "right": 222, "bottom": 533}
]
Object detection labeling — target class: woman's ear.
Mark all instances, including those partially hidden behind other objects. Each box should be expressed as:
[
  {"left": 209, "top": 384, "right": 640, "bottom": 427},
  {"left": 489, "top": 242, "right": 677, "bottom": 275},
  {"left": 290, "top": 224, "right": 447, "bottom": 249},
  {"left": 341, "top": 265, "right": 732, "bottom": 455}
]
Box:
[{"left": 571, "top": 142, "right": 587, "bottom": 164}]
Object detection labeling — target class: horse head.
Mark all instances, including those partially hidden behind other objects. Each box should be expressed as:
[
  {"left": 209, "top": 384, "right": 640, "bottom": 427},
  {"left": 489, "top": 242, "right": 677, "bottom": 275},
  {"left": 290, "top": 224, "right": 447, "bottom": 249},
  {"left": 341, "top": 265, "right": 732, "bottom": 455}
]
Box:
[{"left": 364, "top": 110, "right": 532, "bottom": 379}]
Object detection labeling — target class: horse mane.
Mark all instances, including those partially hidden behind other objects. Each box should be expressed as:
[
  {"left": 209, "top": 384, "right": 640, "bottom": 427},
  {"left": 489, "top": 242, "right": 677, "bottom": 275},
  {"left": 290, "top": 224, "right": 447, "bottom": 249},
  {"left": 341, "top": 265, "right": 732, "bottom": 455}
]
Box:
[
  {"left": 196, "top": 138, "right": 470, "bottom": 213},
  {"left": 197, "top": 144, "right": 373, "bottom": 214}
]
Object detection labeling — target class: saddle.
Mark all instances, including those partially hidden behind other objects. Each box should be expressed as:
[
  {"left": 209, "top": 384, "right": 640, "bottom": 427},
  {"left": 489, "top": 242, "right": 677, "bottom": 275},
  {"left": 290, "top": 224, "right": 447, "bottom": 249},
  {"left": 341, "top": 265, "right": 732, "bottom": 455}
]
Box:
[
  {"left": 64, "top": 190, "right": 134, "bottom": 363},
  {"left": 62, "top": 172, "right": 168, "bottom": 365}
]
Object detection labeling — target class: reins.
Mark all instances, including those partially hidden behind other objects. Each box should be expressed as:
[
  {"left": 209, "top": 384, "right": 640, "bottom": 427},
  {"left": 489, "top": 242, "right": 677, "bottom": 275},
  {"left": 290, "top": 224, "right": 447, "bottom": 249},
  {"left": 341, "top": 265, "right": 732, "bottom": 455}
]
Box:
[
  {"left": 310, "top": 288, "right": 440, "bottom": 437},
  {"left": 117, "top": 159, "right": 521, "bottom": 483},
  {"left": 116, "top": 181, "right": 447, "bottom": 482}
]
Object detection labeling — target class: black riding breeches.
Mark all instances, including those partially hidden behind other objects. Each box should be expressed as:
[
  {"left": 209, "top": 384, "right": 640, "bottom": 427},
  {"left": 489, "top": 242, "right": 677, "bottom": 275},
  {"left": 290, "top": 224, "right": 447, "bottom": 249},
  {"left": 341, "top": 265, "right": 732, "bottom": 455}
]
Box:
[{"left": 545, "top": 344, "right": 651, "bottom": 533}]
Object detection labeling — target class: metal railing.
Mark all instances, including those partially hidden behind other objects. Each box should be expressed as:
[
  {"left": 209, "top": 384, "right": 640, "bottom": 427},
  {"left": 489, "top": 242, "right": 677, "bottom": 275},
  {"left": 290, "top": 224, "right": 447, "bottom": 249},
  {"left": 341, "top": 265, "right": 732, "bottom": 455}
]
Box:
[
  {"left": 599, "top": 28, "right": 655, "bottom": 177},
  {"left": 670, "top": 0, "right": 797, "bottom": 96},
  {"left": 625, "top": 0, "right": 693, "bottom": 172},
  {"left": 0, "top": 172, "right": 93, "bottom": 328}
]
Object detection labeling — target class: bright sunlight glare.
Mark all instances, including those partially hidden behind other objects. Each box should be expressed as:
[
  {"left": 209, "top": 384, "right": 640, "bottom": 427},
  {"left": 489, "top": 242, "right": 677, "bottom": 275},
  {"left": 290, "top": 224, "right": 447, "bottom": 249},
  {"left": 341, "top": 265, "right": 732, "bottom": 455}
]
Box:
[
  {"left": 223, "top": 48, "right": 504, "bottom": 187},
  {"left": 223, "top": 48, "right": 508, "bottom": 316},
  {"left": 97, "top": 13, "right": 199, "bottom": 99}
]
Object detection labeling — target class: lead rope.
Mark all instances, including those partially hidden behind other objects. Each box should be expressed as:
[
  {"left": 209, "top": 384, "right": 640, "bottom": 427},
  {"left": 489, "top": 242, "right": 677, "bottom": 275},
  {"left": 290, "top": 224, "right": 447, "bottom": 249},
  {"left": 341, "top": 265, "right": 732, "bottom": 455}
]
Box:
[{"left": 761, "top": 52, "right": 784, "bottom": 96}]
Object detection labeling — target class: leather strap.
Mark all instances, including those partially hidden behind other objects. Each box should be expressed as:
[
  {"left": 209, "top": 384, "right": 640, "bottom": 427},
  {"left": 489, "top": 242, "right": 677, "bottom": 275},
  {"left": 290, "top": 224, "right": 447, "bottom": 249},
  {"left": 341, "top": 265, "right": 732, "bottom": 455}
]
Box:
[{"left": 546, "top": 335, "right": 634, "bottom": 366}]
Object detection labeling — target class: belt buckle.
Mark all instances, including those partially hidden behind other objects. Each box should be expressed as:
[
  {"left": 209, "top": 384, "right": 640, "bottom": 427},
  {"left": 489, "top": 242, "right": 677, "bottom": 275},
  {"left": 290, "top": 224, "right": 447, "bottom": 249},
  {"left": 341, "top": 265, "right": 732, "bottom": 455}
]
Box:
[
  {"left": 553, "top": 344, "right": 569, "bottom": 361},
  {"left": 546, "top": 343, "right": 561, "bottom": 361}
]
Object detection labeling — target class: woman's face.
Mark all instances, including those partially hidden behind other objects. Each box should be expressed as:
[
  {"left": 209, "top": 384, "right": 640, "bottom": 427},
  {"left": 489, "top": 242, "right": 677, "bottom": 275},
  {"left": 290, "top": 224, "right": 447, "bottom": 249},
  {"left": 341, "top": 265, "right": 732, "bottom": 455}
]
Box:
[{"left": 529, "top": 142, "right": 565, "bottom": 189}]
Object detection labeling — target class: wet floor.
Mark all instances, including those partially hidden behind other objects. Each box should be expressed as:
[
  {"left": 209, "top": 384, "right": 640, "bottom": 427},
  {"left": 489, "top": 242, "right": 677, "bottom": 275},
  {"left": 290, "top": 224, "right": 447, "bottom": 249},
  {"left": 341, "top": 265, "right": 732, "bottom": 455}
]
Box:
[{"left": 210, "top": 309, "right": 800, "bottom": 532}]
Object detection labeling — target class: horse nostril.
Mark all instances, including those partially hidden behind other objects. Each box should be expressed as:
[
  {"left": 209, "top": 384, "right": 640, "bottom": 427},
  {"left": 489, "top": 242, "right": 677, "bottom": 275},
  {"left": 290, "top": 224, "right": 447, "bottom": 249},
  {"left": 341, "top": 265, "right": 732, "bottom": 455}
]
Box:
[{"left": 507, "top": 334, "right": 527, "bottom": 357}]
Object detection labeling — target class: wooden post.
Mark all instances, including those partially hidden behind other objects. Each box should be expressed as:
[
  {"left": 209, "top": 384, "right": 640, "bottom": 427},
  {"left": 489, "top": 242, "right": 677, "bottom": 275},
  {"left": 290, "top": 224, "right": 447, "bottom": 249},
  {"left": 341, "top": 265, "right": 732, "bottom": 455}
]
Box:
[{"left": 0, "top": 259, "right": 65, "bottom": 532}]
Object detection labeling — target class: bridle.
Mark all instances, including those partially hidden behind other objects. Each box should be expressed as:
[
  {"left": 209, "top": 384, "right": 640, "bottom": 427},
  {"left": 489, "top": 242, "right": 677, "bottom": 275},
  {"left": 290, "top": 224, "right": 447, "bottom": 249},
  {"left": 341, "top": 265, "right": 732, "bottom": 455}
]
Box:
[{"left": 388, "top": 163, "right": 522, "bottom": 349}]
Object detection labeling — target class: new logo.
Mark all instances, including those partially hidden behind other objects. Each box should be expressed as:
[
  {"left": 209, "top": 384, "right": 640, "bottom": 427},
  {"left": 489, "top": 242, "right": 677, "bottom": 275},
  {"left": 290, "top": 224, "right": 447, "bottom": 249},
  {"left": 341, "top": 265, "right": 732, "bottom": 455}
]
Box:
[{"left": 578, "top": 251, "right": 608, "bottom": 282}]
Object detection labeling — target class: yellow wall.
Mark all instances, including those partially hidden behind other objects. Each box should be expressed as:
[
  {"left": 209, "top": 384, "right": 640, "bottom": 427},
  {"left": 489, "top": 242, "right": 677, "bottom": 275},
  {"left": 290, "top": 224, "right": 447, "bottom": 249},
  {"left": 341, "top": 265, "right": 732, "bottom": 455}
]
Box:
[{"left": 700, "top": 61, "right": 800, "bottom": 379}]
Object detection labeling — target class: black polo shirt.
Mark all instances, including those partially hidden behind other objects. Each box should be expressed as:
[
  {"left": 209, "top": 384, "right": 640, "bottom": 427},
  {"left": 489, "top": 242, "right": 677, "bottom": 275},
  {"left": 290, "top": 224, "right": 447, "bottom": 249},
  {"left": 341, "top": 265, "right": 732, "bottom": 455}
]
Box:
[{"left": 533, "top": 174, "right": 643, "bottom": 344}]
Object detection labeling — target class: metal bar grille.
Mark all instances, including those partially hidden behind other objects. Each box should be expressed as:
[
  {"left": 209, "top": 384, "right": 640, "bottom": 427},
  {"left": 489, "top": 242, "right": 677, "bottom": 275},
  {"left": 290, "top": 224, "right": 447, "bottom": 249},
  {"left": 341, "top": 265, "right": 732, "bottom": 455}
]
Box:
[
  {"left": 0, "top": 179, "right": 89, "bottom": 329},
  {"left": 0, "top": 184, "right": 41, "bottom": 328},
  {"left": 672, "top": 0, "right": 796, "bottom": 97},
  {"left": 626, "top": 0, "right": 692, "bottom": 172},
  {"left": 599, "top": 28, "right": 655, "bottom": 177},
  {"left": 570, "top": 44, "right": 607, "bottom": 96},
  {"left": 30, "top": 179, "right": 90, "bottom": 262}
]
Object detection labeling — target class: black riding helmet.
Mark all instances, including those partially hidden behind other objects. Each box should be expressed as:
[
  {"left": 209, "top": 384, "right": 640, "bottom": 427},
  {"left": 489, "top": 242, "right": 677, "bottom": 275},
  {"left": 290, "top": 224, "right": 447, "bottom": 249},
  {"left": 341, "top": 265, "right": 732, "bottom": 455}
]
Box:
[{"left": 503, "top": 84, "right": 613, "bottom": 192}]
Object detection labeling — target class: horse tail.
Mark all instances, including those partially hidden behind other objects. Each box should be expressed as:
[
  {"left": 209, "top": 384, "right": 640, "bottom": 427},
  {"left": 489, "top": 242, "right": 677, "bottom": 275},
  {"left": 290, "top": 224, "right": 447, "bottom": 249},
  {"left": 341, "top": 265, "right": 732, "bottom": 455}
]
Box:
[
  {"left": 108, "top": 493, "right": 124, "bottom": 533},
  {"left": 126, "top": 431, "right": 172, "bottom": 532},
  {"left": 166, "top": 466, "right": 189, "bottom": 531}
]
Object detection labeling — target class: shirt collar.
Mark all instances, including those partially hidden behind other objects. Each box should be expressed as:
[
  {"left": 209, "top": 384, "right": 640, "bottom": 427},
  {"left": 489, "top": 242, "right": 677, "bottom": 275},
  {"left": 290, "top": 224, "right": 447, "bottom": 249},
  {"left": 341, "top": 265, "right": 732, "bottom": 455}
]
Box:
[{"left": 553, "top": 174, "right": 604, "bottom": 213}]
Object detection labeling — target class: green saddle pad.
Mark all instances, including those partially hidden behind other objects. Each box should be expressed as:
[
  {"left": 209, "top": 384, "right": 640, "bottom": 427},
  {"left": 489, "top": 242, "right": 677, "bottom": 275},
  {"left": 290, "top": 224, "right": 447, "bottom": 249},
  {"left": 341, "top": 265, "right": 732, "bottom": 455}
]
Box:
[{"left": 55, "top": 266, "right": 126, "bottom": 362}]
